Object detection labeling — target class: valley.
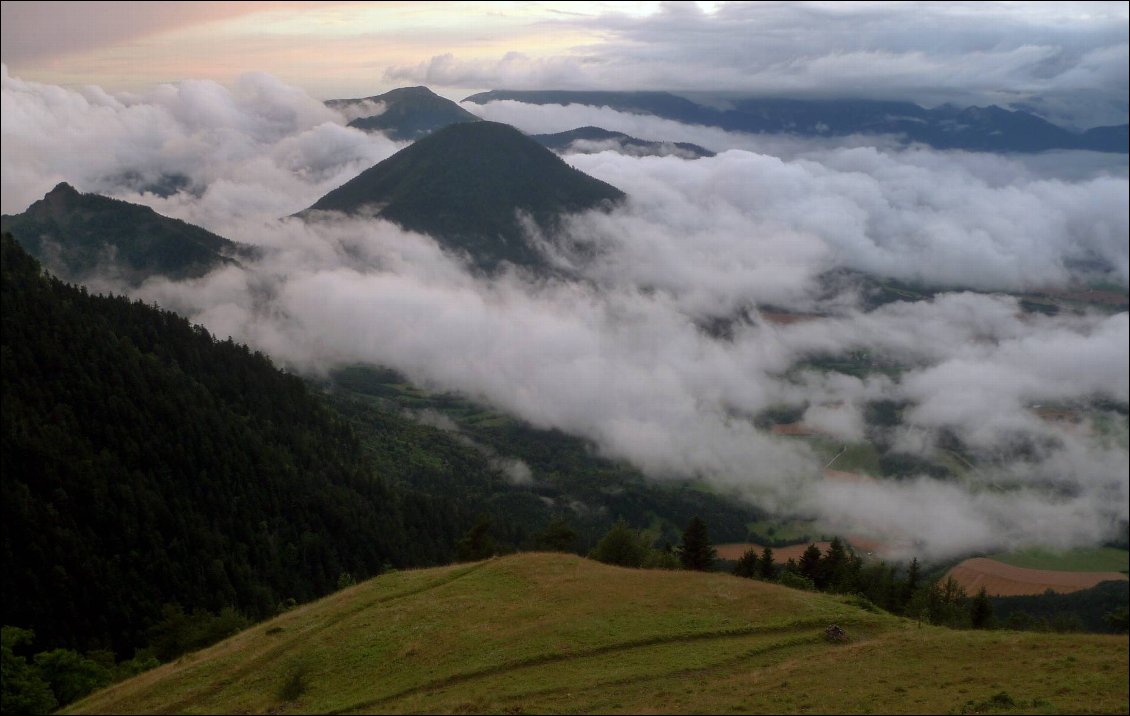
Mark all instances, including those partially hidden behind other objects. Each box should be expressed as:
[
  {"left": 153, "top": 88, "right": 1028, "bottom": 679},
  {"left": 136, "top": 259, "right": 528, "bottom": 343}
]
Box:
[{"left": 2, "top": 6, "right": 1128, "bottom": 710}]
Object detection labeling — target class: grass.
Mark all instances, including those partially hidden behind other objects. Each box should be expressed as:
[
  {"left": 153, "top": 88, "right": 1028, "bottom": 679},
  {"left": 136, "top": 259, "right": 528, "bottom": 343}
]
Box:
[
  {"left": 65, "top": 553, "right": 1129, "bottom": 715},
  {"left": 745, "top": 518, "right": 828, "bottom": 545},
  {"left": 806, "top": 437, "right": 882, "bottom": 474},
  {"left": 989, "top": 547, "right": 1130, "bottom": 574}
]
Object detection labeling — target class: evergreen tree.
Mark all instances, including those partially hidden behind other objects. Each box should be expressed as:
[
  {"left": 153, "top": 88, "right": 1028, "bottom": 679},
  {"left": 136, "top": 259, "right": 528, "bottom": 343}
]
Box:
[
  {"left": 733, "top": 548, "right": 759, "bottom": 578},
  {"left": 821, "top": 537, "right": 848, "bottom": 591},
  {"left": 970, "top": 587, "right": 993, "bottom": 629},
  {"left": 798, "top": 543, "right": 823, "bottom": 583},
  {"left": 534, "top": 518, "right": 578, "bottom": 553},
  {"left": 757, "top": 547, "right": 777, "bottom": 580},
  {"left": 678, "top": 516, "right": 716, "bottom": 571},
  {"left": 589, "top": 520, "right": 649, "bottom": 568},
  {"left": 456, "top": 514, "right": 496, "bottom": 562},
  {"left": 902, "top": 558, "right": 921, "bottom": 612}
]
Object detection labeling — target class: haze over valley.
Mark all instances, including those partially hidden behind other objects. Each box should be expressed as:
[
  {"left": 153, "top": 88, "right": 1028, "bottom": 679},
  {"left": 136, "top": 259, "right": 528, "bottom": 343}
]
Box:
[
  {"left": 5, "top": 61, "right": 1126, "bottom": 562},
  {"left": 1, "top": 3, "right": 1127, "bottom": 712}
]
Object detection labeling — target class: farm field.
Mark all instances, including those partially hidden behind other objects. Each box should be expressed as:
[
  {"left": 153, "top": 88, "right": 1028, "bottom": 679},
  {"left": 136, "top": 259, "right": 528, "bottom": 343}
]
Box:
[
  {"left": 988, "top": 547, "right": 1130, "bottom": 573},
  {"left": 67, "top": 553, "right": 1129, "bottom": 715},
  {"left": 714, "top": 542, "right": 834, "bottom": 562},
  {"left": 945, "top": 557, "right": 1130, "bottom": 597}
]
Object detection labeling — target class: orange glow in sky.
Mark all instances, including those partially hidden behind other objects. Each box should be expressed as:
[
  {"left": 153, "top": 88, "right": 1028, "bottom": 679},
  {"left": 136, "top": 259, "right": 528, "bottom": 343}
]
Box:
[{"left": 0, "top": 1, "right": 679, "bottom": 99}]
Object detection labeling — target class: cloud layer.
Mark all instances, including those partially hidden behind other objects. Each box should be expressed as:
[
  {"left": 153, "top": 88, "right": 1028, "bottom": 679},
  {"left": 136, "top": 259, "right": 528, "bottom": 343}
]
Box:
[
  {"left": 390, "top": 2, "right": 1130, "bottom": 128},
  {"left": 3, "top": 68, "right": 1127, "bottom": 561}
]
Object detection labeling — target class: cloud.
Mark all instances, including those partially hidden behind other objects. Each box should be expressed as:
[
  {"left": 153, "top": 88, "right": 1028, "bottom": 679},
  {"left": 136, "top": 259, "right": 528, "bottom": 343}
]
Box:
[
  {"left": 3, "top": 68, "right": 1127, "bottom": 562},
  {"left": 390, "top": 1, "right": 1130, "bottom": 127},
  {"left": 1, "top": 65, "right": 401, "bottom": 223}
]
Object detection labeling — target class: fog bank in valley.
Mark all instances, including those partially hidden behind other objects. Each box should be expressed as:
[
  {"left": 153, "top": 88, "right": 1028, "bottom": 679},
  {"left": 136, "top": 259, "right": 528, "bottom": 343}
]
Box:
[{"left": 3, "top": 67, "right": 1127, "bottom": 560}]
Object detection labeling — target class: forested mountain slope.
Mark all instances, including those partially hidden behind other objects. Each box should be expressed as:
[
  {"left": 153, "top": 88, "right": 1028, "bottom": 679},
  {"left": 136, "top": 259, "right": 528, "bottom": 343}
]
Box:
[
  {"left": 0, "top": 183, "right": 253, "bottom": 284},
  {"left": 0, "top": 234, "right": 464, "bottom": 656}
]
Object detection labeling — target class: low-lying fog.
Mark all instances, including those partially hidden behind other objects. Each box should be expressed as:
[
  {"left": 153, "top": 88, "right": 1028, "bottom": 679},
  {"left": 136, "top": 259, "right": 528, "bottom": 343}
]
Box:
[{"left": 4, "top": 66, "right": 1127, "bottom": 560}]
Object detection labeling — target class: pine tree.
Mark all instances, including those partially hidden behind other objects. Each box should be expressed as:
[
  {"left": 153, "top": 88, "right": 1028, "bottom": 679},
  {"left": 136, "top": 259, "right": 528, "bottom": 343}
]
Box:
[
  {"left": 589, "top": 520, "right": 649, "bottom": 568},
  {"left": 821, "top": 537, "right": 848, "bottom": 591},
  {"left": 901, "top": 557, "right": 921, "bottom": 612},
  {"left": 733, "top": 548, "right": 759, "bottom": 578},
  {"left": 456, "top": 514, "right": 496, "bottom": 562},
  {"left": 678, "top": 516, "right": 716, "bottom": 571},
  {"left": 534, "top": 518, "right": 578, "bottom": 553},
  {"left": 757, "top": 546, "right": 776, "bottom": 580},
  {"left": 798, "top": 543, "right": 823, "bottom": 583},
  {"left": 970, "top": 586, "right": 993, "bottom": 629}
]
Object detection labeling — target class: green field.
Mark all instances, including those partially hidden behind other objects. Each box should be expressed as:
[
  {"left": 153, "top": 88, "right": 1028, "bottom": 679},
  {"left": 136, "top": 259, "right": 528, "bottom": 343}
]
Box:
[
  {"left": 67, "top": 553, "right": 1129, "bottom": 715},
  {"left": 990, "top": 547, "right": 1130, "bottom": 574}
]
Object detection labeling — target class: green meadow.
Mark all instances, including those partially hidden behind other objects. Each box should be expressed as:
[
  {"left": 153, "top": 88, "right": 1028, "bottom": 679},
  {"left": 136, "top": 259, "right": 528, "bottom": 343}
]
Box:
[{"left": 67, "top": 553, "right": 1128, "bottom": 715}]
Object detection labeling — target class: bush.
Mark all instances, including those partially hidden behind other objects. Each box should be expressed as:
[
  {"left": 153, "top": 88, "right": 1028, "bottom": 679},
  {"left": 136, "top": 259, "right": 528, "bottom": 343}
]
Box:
[
  {"left": 589, "top": 520, "right": 650, "bottom": 568},
  {"left": 277, "top": 664, "right": 308, "bottom": 702},
  {"left": 778, "top": 572, "right": 816, "bottom": 591},
  {"left": 1, "top": 627, "right": 58, "bottom": 715}
]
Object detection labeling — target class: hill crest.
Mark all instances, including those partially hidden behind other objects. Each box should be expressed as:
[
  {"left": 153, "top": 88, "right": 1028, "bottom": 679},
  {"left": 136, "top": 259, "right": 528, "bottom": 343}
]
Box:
[
  {"left": 66, "top": 552, "right": 1130, "bottom": 715},
  {"left": 327, "top": 85, "right": 481, "bottom": 140},
  {"left": 1, "top": 183, "right": 253, "bottom": 283}
]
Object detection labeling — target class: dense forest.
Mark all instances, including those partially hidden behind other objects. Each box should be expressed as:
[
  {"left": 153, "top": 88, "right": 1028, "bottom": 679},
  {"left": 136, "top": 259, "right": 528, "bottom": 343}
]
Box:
[
  {"left": 1, "top": 229, "right": 768, "bottom": 666},
  {"left": 4, "top": 221, "right": 1123, "bottom": 714},
  {"left": 1, "top": 233, "right": 469, "bottom": 657}
]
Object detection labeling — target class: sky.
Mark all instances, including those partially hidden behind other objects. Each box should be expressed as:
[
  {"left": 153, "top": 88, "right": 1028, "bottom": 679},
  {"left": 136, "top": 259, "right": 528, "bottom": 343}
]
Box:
[
  {"left": 1, "top": 1, "right": 1128, "bottom": 561},
  {"left": 2, "top": 1, "right": 1128, "bottom": 127}
]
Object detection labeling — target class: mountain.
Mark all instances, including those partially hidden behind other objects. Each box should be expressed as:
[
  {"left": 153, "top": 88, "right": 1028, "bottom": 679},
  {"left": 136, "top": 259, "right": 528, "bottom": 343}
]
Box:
[
  {"left": 464, "top": 91, "right": 1129, "bottom": 154},
  {"left": 302, "top": 121, "right": 626, "bottom": 271},
  {"left": 326, "top": 86, "right": 482, "bottom": 141},
  {"left": 465, "top": 89, "right": 717, "bottom": 124},
  {"left": 0, "top": 234, "right": 476, "bottom": 656},
  {"left": 1080, "top": 124, "right": 1130, "bottom": 153},
  {"left": 532, "top": 126, "right": 715, "bottom": 159},
  {"left": 0, "top": 183, "right": 253, "bottom": 284},
  {"left": 67, "top": 553, "right": 1130, "bottom": 714}
]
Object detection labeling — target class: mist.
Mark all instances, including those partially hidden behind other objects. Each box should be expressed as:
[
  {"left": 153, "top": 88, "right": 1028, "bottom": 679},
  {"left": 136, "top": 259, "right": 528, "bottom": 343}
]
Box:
[{"left": 3, "top": 68, "right": 1126, "bottom": 561}]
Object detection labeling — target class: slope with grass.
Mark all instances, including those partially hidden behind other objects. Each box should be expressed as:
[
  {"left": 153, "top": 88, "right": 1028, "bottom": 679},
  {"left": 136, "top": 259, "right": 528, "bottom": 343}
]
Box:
[{"left": 67, "top": 553, "right": 1129, "bottom": 715}]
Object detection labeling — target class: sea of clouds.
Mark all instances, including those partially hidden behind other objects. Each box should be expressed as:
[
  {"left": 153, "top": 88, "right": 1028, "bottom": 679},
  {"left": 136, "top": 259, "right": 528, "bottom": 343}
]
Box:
[{"left": 3, "top": 65, "right": 1127, "bottom": 560}]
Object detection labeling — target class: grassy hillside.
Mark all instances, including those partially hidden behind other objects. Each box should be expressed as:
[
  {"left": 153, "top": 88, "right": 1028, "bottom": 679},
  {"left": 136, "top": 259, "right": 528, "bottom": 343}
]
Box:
[{"left": 67, "top": 553, "right": 1129, "bottom": 715}]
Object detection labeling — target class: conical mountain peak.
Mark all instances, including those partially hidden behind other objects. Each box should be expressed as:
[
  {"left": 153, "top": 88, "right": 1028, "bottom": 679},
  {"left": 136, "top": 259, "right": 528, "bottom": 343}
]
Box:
[
  {"left": 328, "top": 85, "right": 482, "bottom": 140},
  {"left": 303, "top": 121, "right": 625, "bottom": 271}
]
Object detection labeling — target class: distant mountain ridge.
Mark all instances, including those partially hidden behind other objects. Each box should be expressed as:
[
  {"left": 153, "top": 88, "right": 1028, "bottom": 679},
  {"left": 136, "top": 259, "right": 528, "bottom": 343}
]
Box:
[
  {"left": 465, "top": 90, "right": 1129, "bottom": 154},
  {"left": 532, "top": 126, "right": 715, "bottom": 159},
  {"left": 302, "top": 121, "right": 625, "bottom": 271},
  {"left": 327, "top": 86, "right": 481, "bottom": 140},
  {"left": 0, "top": 183, "right": 254, "bottom": 283}
]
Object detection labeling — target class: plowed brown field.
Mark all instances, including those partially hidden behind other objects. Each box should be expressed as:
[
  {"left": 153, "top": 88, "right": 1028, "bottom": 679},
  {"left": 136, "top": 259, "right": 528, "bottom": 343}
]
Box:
[
  {"left": 945, "top": 557, "right": 1129, "bottom": 596},
  {"left": 715, "top": 542, "right": 831, "bottom": 561}
]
